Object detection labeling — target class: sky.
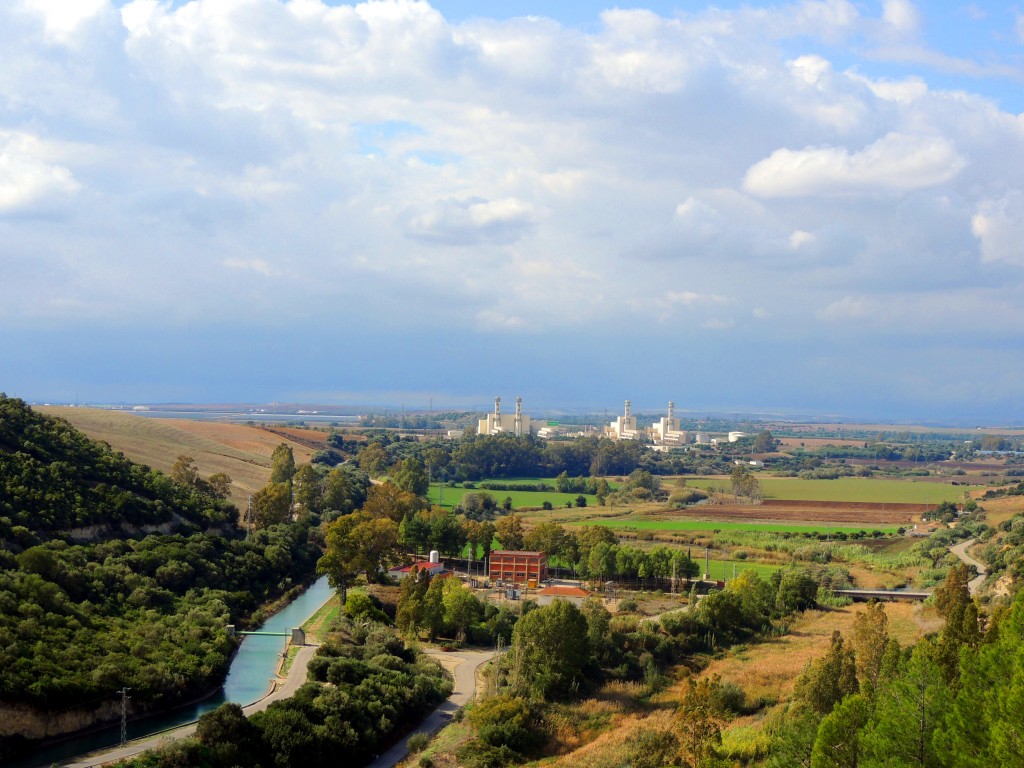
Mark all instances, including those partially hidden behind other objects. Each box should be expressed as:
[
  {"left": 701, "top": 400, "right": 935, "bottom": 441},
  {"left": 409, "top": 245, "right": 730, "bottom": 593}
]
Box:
[{"left": 2, "top": 0, "right": 1024, "bottom": 423}]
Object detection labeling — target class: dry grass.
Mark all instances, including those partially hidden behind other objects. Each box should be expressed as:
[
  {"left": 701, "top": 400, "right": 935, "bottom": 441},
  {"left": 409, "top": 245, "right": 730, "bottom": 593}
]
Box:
[
  {"left": 40, "top": 407, "right": 318, "bottom": 505},
  {"left": 981, "top": 495, "right": 1024, "bottom": 527},
  {"left": 531, "top": 603, "right": 932, "bottom": 768}
]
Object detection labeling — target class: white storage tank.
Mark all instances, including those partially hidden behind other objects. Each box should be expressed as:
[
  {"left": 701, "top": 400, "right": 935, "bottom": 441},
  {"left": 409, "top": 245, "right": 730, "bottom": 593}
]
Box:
[{"left": 429, "top": 550, "right": 440, "bottom": 564}]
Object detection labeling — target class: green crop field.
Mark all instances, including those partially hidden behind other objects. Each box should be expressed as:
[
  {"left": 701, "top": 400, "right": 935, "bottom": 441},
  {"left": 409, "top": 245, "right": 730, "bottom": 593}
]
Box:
[
  {"left": 693, "top": 557, "right": 780, "bottom": 581},
  {"left": 591, "top": 518, "right": 901, "bottom": 535},
  {"left": 427, "top": 482, "right": 598, "bottom": 510},
  {"left": 685, "top": 476, "right": 978, "bottom": 504}
]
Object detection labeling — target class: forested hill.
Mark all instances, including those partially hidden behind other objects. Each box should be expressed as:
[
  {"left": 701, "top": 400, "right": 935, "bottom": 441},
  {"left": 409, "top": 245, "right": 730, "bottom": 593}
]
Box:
[
  {"left": 0, "top": 396, "right": 323, "bottom": 759},
  {"left": 0, "top": 394, "right": 236, "bottom": 540}
]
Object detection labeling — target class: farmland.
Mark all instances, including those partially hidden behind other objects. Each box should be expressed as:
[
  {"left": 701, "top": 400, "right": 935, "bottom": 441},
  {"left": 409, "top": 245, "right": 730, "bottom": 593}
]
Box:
[
  {"left": 426, "top": 482, "right": 599, "bottom": 511},
  {"left": 593, "top": 518, "right": 901, "bottom": 535},
  {"left": 38, "top": 406, "right": 322, "bottom": 505},
  {"left": 684, "top": 475, "right": 979, "bottom": 504}
]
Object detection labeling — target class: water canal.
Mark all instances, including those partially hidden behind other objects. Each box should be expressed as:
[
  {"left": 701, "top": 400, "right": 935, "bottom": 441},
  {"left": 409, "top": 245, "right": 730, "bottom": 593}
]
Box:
[{"left": 17, "top": 576, "right": 334, "bottom": 768}]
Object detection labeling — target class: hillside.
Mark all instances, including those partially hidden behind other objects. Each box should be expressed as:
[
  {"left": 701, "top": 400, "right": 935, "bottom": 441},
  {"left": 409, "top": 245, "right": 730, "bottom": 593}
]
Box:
[
  {"left": 0, "top": 397, "right": 323, "bottom": 758},
  {"left": 39, "top": 407, "right": 322, "bottom": 506}
]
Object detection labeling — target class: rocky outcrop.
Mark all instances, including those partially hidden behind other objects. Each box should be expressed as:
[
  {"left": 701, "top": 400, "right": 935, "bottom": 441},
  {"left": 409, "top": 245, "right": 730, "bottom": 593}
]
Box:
[{"left": 0, "top": 699, "right": 122, "bottom": 741}]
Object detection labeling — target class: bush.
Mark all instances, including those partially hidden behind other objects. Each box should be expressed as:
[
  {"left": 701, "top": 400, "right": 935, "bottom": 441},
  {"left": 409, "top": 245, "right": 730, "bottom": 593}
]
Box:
[{"left": 407, "top": 732, "right": 431, "bottom": 753}]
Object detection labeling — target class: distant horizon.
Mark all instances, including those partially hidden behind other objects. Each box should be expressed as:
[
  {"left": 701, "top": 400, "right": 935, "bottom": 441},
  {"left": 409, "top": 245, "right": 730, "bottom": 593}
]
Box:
[{"left": 23, "top": 397, "right": 1024, "bottom": 432}]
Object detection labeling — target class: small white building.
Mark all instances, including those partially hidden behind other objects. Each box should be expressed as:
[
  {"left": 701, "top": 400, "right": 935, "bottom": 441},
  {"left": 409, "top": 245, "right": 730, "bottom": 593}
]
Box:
[
  {"left": 388, "top": 560, "right": 444, "bottom": 580},
  {"left": 478, "top": 396, "right": 532, "bottom": 437}
]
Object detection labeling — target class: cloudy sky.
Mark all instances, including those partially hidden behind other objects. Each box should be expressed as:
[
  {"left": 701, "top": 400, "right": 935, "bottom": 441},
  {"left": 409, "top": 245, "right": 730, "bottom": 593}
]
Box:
[{"left": 2, "top": 0, "right": 1023, "bottom": 422}]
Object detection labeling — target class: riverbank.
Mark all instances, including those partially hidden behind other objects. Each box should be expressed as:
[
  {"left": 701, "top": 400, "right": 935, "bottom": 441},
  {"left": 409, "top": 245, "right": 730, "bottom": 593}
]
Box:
[{"left": 17, "top": 578, "right": 336, "bottom": 768}]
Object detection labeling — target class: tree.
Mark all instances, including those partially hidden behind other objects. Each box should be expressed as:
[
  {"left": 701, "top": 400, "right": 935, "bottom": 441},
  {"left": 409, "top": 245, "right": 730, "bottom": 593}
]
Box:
[
  {"left": 318, "top": 513, "right": 401, "bottom": 598},
  {"left": 495, "top": 514, "right": 525, "bottom": 550},
  {"left": 810, "top": 693, "right": 869, "bottom": 768},
  {"left": 317, "top": 513, "right": 364, "bottom": 602},
  {"left": 292, "top": 463, "right": 323, "bottom": 514},
  {"left": 362, "top": 482, "right": 425, "bottom": 522},
  {"left": 933, "top": 563, "right": 980, "bottom": 684},
  {"left": 357, "top": 442, "right": 390, "bottom": 477},
  {"left": 391, "top": 457, "right": 429, "bottom": 496},
  {"left": 524, "top": 521, "right": 566, "bottom": 560},
  {"left": 753, "top": 430, "right": 777, "bottom": 453},
  {"left": 795, "top": 631, "right": 858, "bottom": 716},
  {"left": 511, "top": 599, "right": 589, "bottom": 700},
  {"left": 251, "top": 481, "right": 293, "bottom": 528},
  {"left": 269, "top": 443, "right": 296, "bottom": 484},
  {"left": 322, "top": 465, "right": 369, "bottom": 517},
  {"left": 171, "top": 454, "right": 200, "bottom": 488},
  {"left": 195, "top": 702, "right": 262, "bottom": 767},
  {"left": 206, "top": 472, "right": 232, "bottom": 500},
  {"left": 861, "top": 644, "right": 950, "bottom": 767},
  {"left": 395, "top": 565, "right": 430, "bottom": 636},
  {"left": 442, "top": 578, "right": 481, "bottom": 643},
  {"left": 853, "top": 601, "right": 889, "bottom": 698},
  {"left": 676, "top": 676, "right": 729, "bottom": 768},
  {"left": 775, "top": 567, "right": 819, "bottom": 614}
]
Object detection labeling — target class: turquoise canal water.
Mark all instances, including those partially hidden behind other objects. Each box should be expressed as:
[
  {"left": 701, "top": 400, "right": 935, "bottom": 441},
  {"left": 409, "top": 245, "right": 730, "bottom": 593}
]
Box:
[{"left": 16, "top": 576, "right": 334, "bottom": 768}]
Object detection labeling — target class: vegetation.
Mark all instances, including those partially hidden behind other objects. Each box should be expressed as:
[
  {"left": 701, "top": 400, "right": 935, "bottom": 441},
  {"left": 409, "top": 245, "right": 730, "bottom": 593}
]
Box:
[
  {"left": 119, "top": 616, "right": 452, "bottom": 768},
  {"left": 0, "top": 396, "right": 323, "bottom": 758}
]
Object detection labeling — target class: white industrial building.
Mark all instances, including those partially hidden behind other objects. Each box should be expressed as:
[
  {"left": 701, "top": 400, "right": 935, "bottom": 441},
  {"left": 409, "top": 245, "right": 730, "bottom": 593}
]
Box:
[
  {"left": 605, "top": 399, "right": 641, "bottom": 440},
  {"left": 478, "top": 396, "right": 531, "bottom": 437},
  {"left": 650, "top": 401, "right": 689, "bottom": 447}
]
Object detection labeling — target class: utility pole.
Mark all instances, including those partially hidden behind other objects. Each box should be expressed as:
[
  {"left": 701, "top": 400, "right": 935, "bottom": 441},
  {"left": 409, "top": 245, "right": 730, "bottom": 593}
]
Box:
[
  {"left": 704, "top": 547, "right": 710, "bottom": 581},
  {"left": 119, "top": 687, "right": 131, "bottom": 746}
]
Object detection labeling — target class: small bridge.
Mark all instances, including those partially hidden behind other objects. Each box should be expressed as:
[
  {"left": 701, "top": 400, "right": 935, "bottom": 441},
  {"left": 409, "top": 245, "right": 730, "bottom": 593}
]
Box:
[
  {"left": 227, "top": 626, "right": 306, "bottom": 644},
  {"left": 834, "top": 589, "right": 931, "bottom": 602}
]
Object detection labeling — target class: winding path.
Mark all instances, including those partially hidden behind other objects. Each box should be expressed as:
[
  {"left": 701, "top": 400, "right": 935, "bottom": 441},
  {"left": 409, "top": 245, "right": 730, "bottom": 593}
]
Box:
[
  {"left": 365, "top": 648, "right": 496, "bottom": 768},
  {"left": 950, "top": 538, "right": 987, "bottom": 596}
]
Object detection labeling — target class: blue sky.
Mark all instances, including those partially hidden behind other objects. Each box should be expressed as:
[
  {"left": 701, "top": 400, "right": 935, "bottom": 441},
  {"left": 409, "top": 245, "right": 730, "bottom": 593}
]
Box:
[{"left": 2, "top": 0, "right": 1024, "bottom": 423}]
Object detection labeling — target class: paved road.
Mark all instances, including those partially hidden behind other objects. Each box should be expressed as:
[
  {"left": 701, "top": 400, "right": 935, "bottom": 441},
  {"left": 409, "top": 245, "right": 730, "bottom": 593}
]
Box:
[
  {"left": 950, "top": 538, "right": 987, "bottom": 596},
  {"left": 62, "top": 645, "right": 319, "bottom": 767},
  {"left": 365, "top": 649, "right": 497, "bottom": 768}
]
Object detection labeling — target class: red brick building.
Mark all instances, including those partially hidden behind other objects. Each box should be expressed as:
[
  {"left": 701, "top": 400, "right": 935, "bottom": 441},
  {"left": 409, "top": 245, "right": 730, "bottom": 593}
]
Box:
[{"left": 489, "top": 550, "right": 548, "bottom": 585}]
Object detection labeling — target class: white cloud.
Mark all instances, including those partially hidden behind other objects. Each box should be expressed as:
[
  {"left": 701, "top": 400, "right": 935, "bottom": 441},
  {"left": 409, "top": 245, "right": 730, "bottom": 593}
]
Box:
[
  {"left": 20, "top": 0, "right": 113, "bottom": 44},
  {"left": 0, "top": 132, "right": 80, "bottom": 212},
  {"left": 972, "top": 192, "right": 1024, "bottom": 266},
  {"left": 403, "top": 197, "right": 536, "bottom": 245},
  {"left": 881, "top": 0, "right": 920, "bottom": 35},
  {"left": 789, "top": 230, "right": 816, "bottom": 248},
  {"left": 475, "top": 309, "right": 526, "bottom": 330},
  {"left": 223, "top": 258, "right": 279, "bottom": 276},
  {"left": 743, "top": 132, "right": 965, "bottom": 197},
  {"left": 819, "top": 295, "right": 874, "bottom": 320}
]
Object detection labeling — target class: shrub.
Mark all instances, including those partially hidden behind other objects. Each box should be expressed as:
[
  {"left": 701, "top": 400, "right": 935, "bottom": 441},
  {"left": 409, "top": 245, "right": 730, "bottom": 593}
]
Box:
[{"left": 407, "top": 732, "right": 431, "bottom": 753}]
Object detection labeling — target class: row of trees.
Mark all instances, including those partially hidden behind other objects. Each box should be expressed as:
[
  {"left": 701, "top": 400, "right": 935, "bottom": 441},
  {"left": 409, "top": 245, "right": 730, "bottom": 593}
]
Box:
[{"left": 348, "top": 430, "right": 736, "bottom": 483}]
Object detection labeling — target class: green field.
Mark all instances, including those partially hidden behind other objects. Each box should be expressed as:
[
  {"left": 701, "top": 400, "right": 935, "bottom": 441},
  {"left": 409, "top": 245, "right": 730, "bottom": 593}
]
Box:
[
  {"left": 593, "top": 518, "right": 901, "bottom": 535},
  {"left": 699, "top": 557, "right": 780, "bottom": 581},
  {"left": 427, "top": 482, "right": 598, "bottom": 510},
  {"left": 687, "top": 476, "right": 977, "bottom": 504}
]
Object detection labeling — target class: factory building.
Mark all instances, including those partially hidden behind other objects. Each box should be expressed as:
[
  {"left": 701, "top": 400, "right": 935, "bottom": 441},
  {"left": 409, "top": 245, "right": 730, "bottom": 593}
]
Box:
[
  {"left": 650, "top": 400, "right": 689, "bottom": 447},
  {"left": 605, "top": 399, "right": 641, "bottom": 440},
  {"left": 478, "top": 396, "right": 532, "bottom": 437},
  {"left": 489, "top": 550, "right": 548, "bottom": 586}
]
